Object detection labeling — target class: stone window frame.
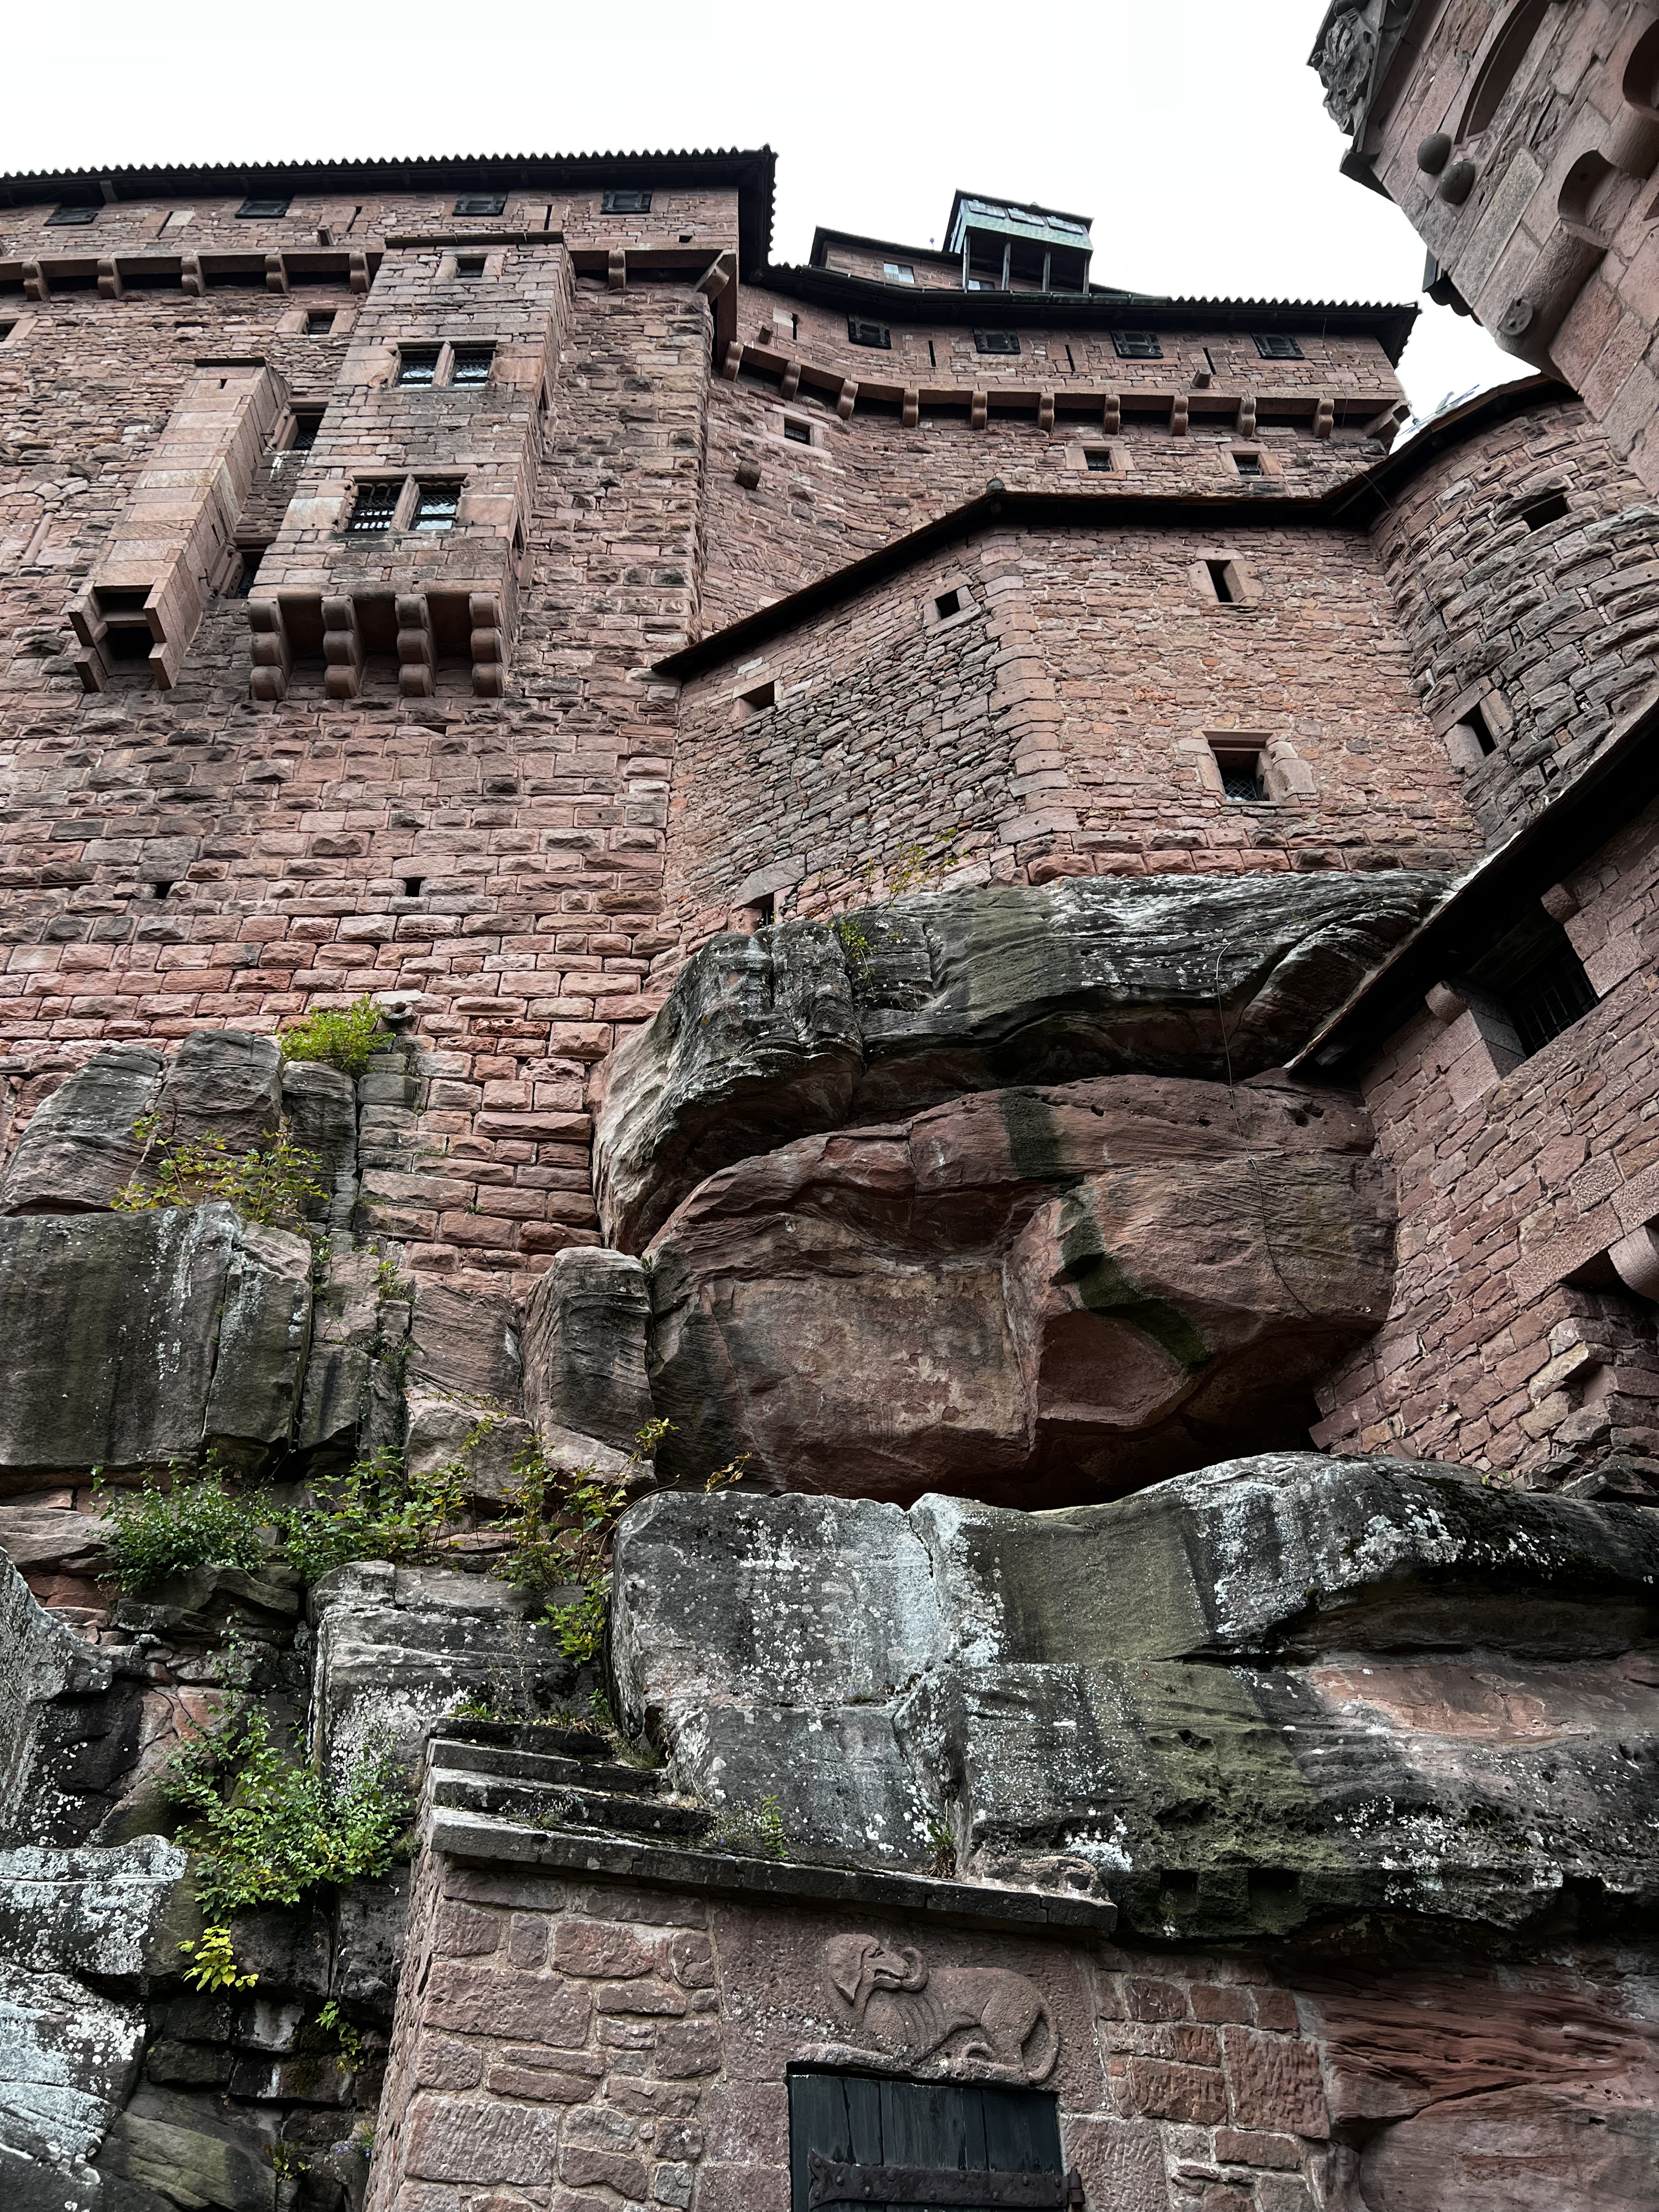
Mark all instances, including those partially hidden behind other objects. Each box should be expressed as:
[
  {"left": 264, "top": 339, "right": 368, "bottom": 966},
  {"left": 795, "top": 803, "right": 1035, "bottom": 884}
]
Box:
[
  {"left": 1180, "top": 731, "right": 1316, "bottom": 801},
  {"left": 340, "top": 472, "right": 469, "bottom": 537},
  {"left": 772, "top": 409, "right": 826, "bottom": 453},
  {"left": 453, "top": 192, "right": 508, "bottom": 217},
  {"left": 0, "top": 314, "right": 35, "bottom": 349},
  {"left": 236, "top": 196, "right": 292, "bottom": 220},
  {"left": 602, "top": 188, "right": 654, "bottom": 215},
  {"left": 731, "top": 667, "right": 779, "bottom": 723},
  {"left": 924, "top": 575, "right": 979, "bottom": 632},
  {"left": 1220, "top": 445, "right": 1282, "bottom": 482},
  {"left": 439, "top": 248, "right": 506, "bottom": 284},
  {"left": 1065, "top": 440, "right": 1129, "bottom": 475},
  {"left": 392, "top": 341, "right": 495, "bottom": 390},
  {"left": 276, "top": 300, "right": 357, "bottom": 340},
  {"left": 1189, "top": 550, "right": 1262, "bottom": 607},
  {"left": 1435, "top": 679, "right": 1513, "bottom": 767}
]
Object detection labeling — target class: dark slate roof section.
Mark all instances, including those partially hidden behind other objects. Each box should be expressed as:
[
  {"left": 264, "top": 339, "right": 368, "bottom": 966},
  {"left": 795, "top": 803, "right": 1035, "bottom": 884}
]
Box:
[
  {"left": 759, "top": 259, "right": 1418, "bottom": 361},
  {"left": 655, "top": 375, "right": 1569, "bottom": 683},
  {"left": 0, "top": 147, "right": 778, "bottom": 275}
]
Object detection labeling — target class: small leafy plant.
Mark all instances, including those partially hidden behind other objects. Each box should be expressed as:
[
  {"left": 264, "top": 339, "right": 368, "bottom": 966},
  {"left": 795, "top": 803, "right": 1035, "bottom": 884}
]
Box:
[
  {"left": 707, "top": 1791, "right": 789, "bottom": 1861},
  {"left": 178, "top": 1924, "right": 258, "bottom": 1992},
  {"left": 111, "top": 1114, "right": 325, "bottom": 1228},
  {"left": 278, "top": 996, "right": 386, "bottom": 1079},
  {"left": 164, "top": 1705, "right": 411, "bottom": 1919},
  {"left": 96, "top": 1459, "right": 272, "bottom": 1589},
  {"left": 315, "top": 1999, "right": 365, "bottom": 2072},
  {"left": 279, "top": 1447, "right": 465, "bottom": 1583}
]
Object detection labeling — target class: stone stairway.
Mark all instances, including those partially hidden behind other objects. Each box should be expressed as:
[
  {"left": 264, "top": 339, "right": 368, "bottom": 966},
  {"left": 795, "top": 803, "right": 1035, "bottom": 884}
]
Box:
[{"left": 426, "top": 1719, "right": 713, "bottom": 1844}]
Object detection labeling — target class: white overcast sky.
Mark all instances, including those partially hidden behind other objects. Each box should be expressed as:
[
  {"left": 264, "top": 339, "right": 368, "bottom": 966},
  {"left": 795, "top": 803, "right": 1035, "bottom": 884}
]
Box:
[{"left": 5, "top": 0, "right": 1517, "bottom": 423}]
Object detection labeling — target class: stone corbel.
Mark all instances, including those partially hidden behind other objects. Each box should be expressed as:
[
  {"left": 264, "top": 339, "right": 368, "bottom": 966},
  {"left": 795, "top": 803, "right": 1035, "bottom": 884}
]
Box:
[
  {"left": 264, "top": 253, "right": 289, "bottom": 296},
  {"left": 22, "top": 261, "right": 48, "bottom": 302},
  {"left": 1236, "top": 394, "right": 1256, "bottom": 440},
  {"left": 349, "top": 250, "right": 371, "bottom": 295},
  {"left": 180, "top": 252, "right": 205, "bottom": 298},
  {"left": 608, "top": 248, "right": 627, "bottom": 292},
  {"left": 1171, "top": 394, "right": 1190, "bottom": 437},
  {"left": 1365, "top": 400, "right": 1409, "bottom": 449},
  {"left": 779, "top": 361, "right": 802, "bottom": 400},
  {"left": 247, "top": 599, "right": 290, "bottom": 703},
  {"left": 1610, "top": 1221, "right": 1659, "bottom": 1301},
  {"left": 1261, "top": 737, "right": 1316, "bottom": 798},
  {"left": 695, "top": 256, "right": 731, "bottom": 299},
  {"left": 1541, "top": 880, "right": 1582, "bottom": 924},
  {"left": 1102, "top": 392, "right": 1120, "bottom": 435},
  {"left": 902, "top": 387, "right": 919, "bottom": 430},
  {"left": 735, "top": 455, "right": 762, "bottom": 488},
  {"left": 721, "top": 341, "right": 743, "bottom": 380},
  {"left": 1038, "top": 390, "right": 1055, "bottom": 432},
  {"left": 1312, "top": 396, "right": 1334, "bottom": 440},
  {"left": 971, "top": 390, "right": 988, "bottom": 431},
  {"left": 322, "top": 595, "right": 363, "bottom": 701},
  {"left": 470, "top": 592, "right": 506, "bottom": 698},
  {"left": 97, "top": 257, "right": 123, "bottom": 300},
  {"left": 1425, "top": 977, "right": 1524, "bottom": 1103},
  {"left": 396, "top": 594, "right": 435, "bottom": 697},
  {"left": 836, "top": 378, "right": 858, "bottom": 420}
]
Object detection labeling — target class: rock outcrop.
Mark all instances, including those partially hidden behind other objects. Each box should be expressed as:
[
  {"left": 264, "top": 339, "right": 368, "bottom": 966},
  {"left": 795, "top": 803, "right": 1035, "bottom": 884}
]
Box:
[
  {"left": 646, "top": 1073, "right": 1393, "bottom": 1502},
  {"left": 611, "top": 1455, "right": 1659, "bottom": 1938},
  {"left": 594, "top": 872, "right": 1447, "bottom": 1250}
]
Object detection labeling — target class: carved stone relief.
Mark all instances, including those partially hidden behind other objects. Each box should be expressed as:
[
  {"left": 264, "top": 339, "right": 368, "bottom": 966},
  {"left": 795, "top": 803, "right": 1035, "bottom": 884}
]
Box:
[
  {"left": 822, "top": 1934, "right": 1060, "bottom": 2083},
  {"left": 1314, "top": 0, "right": 1378, "bottom": 133}
]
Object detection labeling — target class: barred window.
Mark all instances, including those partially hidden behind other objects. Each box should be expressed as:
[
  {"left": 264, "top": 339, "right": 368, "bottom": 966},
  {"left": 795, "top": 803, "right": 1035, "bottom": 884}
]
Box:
[
  {"left": 847, "top": 317, "right": 891, "bottom": 349},
  {"left": 46, "top": 205, "right": 98, "bottom": 227},
  {"left": 974, "top": 330, "right": 1020, "bottom": 355},
  {"left": 602, "top": 189, "right": 653, "bottom": 213},
  {"left": 451, "top": 346, "right": 494, "bottom": 386},
  {"left": 1112, "top": 330, "right": 1162, "bottom": 359},
  {"left": 397, "top": 347, "right": 441, "bottom": 387},
  {"left": 237, "top": 197, "right": 291, "bottom": 219},
  {"left": 347, "top": 482, "right": 401, "bottom": 533},
  {"left": 413, "top": 483, "right": 461, "bottom": 531},
  {"left": 455, "top": 194, "right": 506, "bottom": 216}
]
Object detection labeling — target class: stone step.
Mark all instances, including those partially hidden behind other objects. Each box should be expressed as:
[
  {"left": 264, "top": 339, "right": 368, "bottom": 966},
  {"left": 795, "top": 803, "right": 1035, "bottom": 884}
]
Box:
[
  {"left": 432, "top": 1736, "right": 661, "bottom": 1796},
  {"left": 429, "top": 1769, "right": 710, "bottom": 1841}
]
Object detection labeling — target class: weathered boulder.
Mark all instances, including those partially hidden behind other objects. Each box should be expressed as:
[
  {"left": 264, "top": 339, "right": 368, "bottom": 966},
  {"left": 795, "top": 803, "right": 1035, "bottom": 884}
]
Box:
[
  {"left": 610, "top": 1455, "right": 1659, "bottom": 1936},
  {"left": 0, "top": 1045, "right": 163, "bottom": 1215},
  {"left": 522, "top": 1246, "right": 653, "bottom": 1453},
  {"left": 595, "top": 873, "right": 1447, "bottom": 1249},
  {"left": 153, "top": 1027, "right": 283, "bottom": 1156},
  {"left": 403, "top": 1394, "right": 536, "bottom": 1505},
  {"left": 408, "top": 1281, "right": 522, "bottom": 1409},
  {"left": 279, "top": 1058, "right": 358, "bottom": 1228},
  {"left": 0, "top": 1558, "right": 148, "bottom": 1848},
  {"left": 0, "top": 1204, "right": 312, "bottom": 1484},
  {"left": 646, "top": 1074, "right": 1392, "bottom": 1504}
]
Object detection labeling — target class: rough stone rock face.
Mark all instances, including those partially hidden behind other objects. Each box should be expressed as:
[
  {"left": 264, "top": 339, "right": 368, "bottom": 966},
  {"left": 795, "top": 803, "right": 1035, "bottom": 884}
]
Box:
[
  {"left": 646, "top": 1074, "right": 1392, "bottom": 1502},
  {"left": 611, "top": 1455, "right": 1659, "bottom": 1937},
  {"left": 0, "top": 1203, "right": 312, "bottom": 1484},
  {"left": 278, "top": 1059, "right": 359, "bottom": 1229},
  {"left": 594, "top": 873, "right": 1447, "bottom": 1249},
  {"left": 408, "top": 1280, "right": 522, "bottom": 1408},
  {"left": 522, "top": 1246, "right": 654, "bottom": 1453},
  {"left": 0, "top": 1045, "right": 163, "bottom": 1215},
  {"left": 0, "top": 1558, "right": 149, "bottom": 1848}
]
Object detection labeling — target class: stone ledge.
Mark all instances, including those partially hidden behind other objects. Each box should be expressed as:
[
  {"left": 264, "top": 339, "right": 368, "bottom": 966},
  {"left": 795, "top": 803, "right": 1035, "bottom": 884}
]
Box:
[{"left": 429, "top": 1811, "right": 1119, "bottom": 1933}]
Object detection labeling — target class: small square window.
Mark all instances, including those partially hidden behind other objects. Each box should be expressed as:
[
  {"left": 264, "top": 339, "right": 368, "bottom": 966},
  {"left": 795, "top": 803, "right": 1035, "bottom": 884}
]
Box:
[
  {"left": 46, "top": 205, "right": 98, "bottom": 227},
  {"left": 454, "top": 193, "right": 507, "bottom": 217},
  {"left": 1084, "top": 448, "right": 1115, "bottom": 472},
  {"left": 413, "top": 483, "right": 461, "bottom": 531},
  {"left": 1113, "top": 330, "right": 1162, "bottom": 359},
  {"left": 237, "top": 197, "right": 291, "bottom": 219},
  {"left": 602, "top": 189, "right": 653, "bottom": 214},
  {"left": 1522, "top": 491, "right": 1569, "bottom": 530},
  {"left": 306, "top": 309, "right": 337, "bottom": 337},
  {"left": 736, "top": 679, "right": 775, "bottom": 717},
  {"left": 1233, "top": 451, "right": 1265, "bottom": 477},
  {"left": 1254, "top": 332, "right": 1304, "bottom": 361},
  {"left": 397, "top": 348, "right": 441, "bottom": 387},
  {"left": 847, "top": 317, "right": 891, "bottom": 349},
  {"left": 974, "top": 330, "right": 1020, "bottom": 355},
  {"left": 347, "top": 481, "right": 401, "bottom": 533},
  {"left": 455, "top": 254, "right": 487, "bottom": 280},
  {"left": 289, "top": 410, "right": 323, "bottom": 452},
  {"left": 935, "top": 588, "right": 964, "bottom": 619},
  {"left": 450, "top": 346, "right": 494, "bottom": 386},
  {"left": 1214, "top": 748, "right": 1265, "bottom": 801},
  {"left": 783, "top": 418, "right": 811, "bottom": 445},
  {"left": 0, "top": 321, "right": 15, "bottom": 342},
  {"left": 883, "top": 262, "right": 915, "bottom": 284}
]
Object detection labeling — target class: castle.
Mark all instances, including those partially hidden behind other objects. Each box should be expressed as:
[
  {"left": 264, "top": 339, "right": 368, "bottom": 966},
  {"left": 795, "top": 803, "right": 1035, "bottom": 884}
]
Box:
[{"left": 0, "top": 10, "right": 1657, "bottom": 2209}]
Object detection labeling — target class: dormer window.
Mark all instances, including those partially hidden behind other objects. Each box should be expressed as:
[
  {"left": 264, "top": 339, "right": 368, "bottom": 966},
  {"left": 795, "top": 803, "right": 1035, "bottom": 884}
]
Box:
[
  {"left": 848, "top": 317, "right": 891, "bottom": 349},
  {"left": 1112, "top": 330, "right": 1162, "bottom": 359},
  {"left": 237, "top": 197, "right": 291, "bottom": 219},
  {"left": 602, "top": 189, "right": 653, "bottom": 213},
  {"left": 454, "top": 194, "right": 506, "bottom": 216},
  {"left": 1254, "top": 332, "right": 1303, "bottom": 360},
  {"left": 46, "top": 205, "right": 98, "bottom": 227}
]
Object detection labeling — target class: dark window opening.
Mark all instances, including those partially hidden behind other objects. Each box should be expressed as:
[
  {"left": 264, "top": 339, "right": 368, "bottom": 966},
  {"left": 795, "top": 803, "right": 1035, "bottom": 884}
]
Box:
[
  {"left": 748, "top": 892, "right": 776, "bottom": 928},
  {"left": 848, "top": 317, "right": 891, "bottom": 349},
  {"left": 237, "top": 197, "right": 291, "bottom": 218},
  {"left": 454, "top": 193, "right": 507, "bottom": 216},
  {"left": 602, "top": 189, "right": 653, "bottom": 214},
  {"left": 290, "top": 410, "right": 323, "bottom": 452},
  {"left": 783, "top": 418, "right": 811, "bottom": 444},
  {"left": 1254, "top": 332, "right": 1304, "bottom": 360},
  {"left": 1522, "top": 491, "right": 1570, "bottom": 530},
  {"left": 1085, "top": 448, "right": 1114, "bottom": 472},
  {"left": 455, "top": 254, "right": 487, "bottom": 279},
  {"left": 227, "top": 550, "right": 262, "bottom": 598},
  {"left": 974, "top": 328, "right": 1020, "bottom": 355},
  {"left": 397, "top": 347, "right": 441, "bottom": 387},
  {"left": 0, "top": 321, "right": 14, "bottom": 341},
  {"left": 1470, "top": 907, "right": 1599, "bottom": 1060},
  {"left": 1467, "top": 699, "right": 1499, "bottom": 755},
  {"left": 150, "top": 880, "right": 174, "bottom": 900},
  {"left": 1234, "top": 451, "right": 1265, "bottom": 477},
  {"left": 1113, "top": 329, "right": 1162, "bottom": 359},
  {"left": 738, "top": 680, "right": 776, "bottom": 716},
  {"left": 47, "top": 205, "right": 98, "bottom": 227},
  {"left": 927, "top": 338, "right": 936, "bottom": 367},
  {"left": 450, "top": 345, "right": 494, "bottom": 385},
  {"left": 413, "top": 483, "right": 461, "bottom": 531},
  {"left": 306, "top": 309, "right": 336, "bottom": 336},
  {"left": 1214, "top": 747, "right": 1265, "bottom": 801},
  {"left": 348, "top": 481, "right": 401, "bottom": 533},
  {"left": 403, "top": 876, "right": 425, "bottom": 898},
  {"left": 789, "top": 2069, "right": 1065, "bottom": 2212},
  {"left": 105, "top": 625, "right": 154, "bottom": 665},
  {"left": 1206, "top": 558, "right": 1240, "bottom": 603},
  {"left": 935, "top": 588, "right": 964, "bottom": 619}
]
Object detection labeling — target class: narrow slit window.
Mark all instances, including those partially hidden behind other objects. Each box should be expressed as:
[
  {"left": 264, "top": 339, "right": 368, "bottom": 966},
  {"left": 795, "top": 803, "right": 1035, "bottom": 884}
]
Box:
[
  {"left": 454, "top": 193, "right": 507, "bottom": 216},
  {"left": 450, "top": 345, "right": 494, "bottom": 386},
  {"left": 1254, "top": 332, "right": 1304, "bottom": 359},
  {"left": 783, "top": 418, "right": 811, "bottom": 444},
  {"left": 1522, "top": 492, "right": 1569, "bottom": 530},
  {"left": 397, "top": 347, "right": 442, "bottom": 387},
  {"left": 1467, "top": 700, "right": 1499, "bottom": 755},
  {"left": 602, "top": 189, "right": 653, "bottom": 213},
  {"left": 1113, "top": 329, "right": 1162, "bottom": 359},
  {"left": 974, "top": 329, "right": 1020, "bottom": 354},
  {"left": 403, "top": 876, "right": 425, "bottom": 898},
  {"left": 413, "top": 483, "right": 461, "bottom": 531},
  {"left": 1207, "top": 559, "right": 1240, "bottom": 603},
  {"left": 150, "top": 880, "right": 174, "bottom": 899},
  {"left": 237, "top": 197, "right": 291, "bottom": 219},
  {"left": 848, "top": 317, "right": 891, "bottom": 349},
  {"left": 455, "top": 254, "right": 487, "bottom": 280},
  {"left": 306, "top": 309, "right": 337, "bottom": 336},
  {"left": 227, "top": 550, "right": 262, "bottom": 598},
  {"left": 347, "top": 481, "right": 401, "bottom": 533}
]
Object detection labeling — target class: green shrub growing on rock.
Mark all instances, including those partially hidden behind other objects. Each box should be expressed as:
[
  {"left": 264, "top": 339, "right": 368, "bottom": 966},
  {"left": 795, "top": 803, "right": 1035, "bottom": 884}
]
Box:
[
  {"left": 111, "top": 1115, "right": 325, "bottom": 1227},
  {"left": 96, "top": 1460, "right": 273, "bottom": 1588},
  {"left": 279, "top": 1447, "right": 466, "bottom": 1583},
  {"left": 277, "top": 997, "right": 385, "bottom": 1079}
]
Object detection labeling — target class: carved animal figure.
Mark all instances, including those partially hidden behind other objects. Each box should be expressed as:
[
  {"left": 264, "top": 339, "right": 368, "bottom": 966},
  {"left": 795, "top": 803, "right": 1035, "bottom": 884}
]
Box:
[{"left": 823, "top": 1934, "right": 1058, "bottom": 2083}]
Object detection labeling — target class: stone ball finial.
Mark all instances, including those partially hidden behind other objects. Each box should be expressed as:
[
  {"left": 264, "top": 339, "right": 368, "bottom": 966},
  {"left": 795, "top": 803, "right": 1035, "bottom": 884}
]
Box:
[{"left": 1416, "top": 132, "right": 1452, "bottom": 175}]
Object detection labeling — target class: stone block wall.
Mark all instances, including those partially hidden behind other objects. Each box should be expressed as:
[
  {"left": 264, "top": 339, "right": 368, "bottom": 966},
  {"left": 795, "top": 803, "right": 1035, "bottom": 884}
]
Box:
[{"left": 1312, "top": 793, "right": 1659, "bottom": 1477}]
